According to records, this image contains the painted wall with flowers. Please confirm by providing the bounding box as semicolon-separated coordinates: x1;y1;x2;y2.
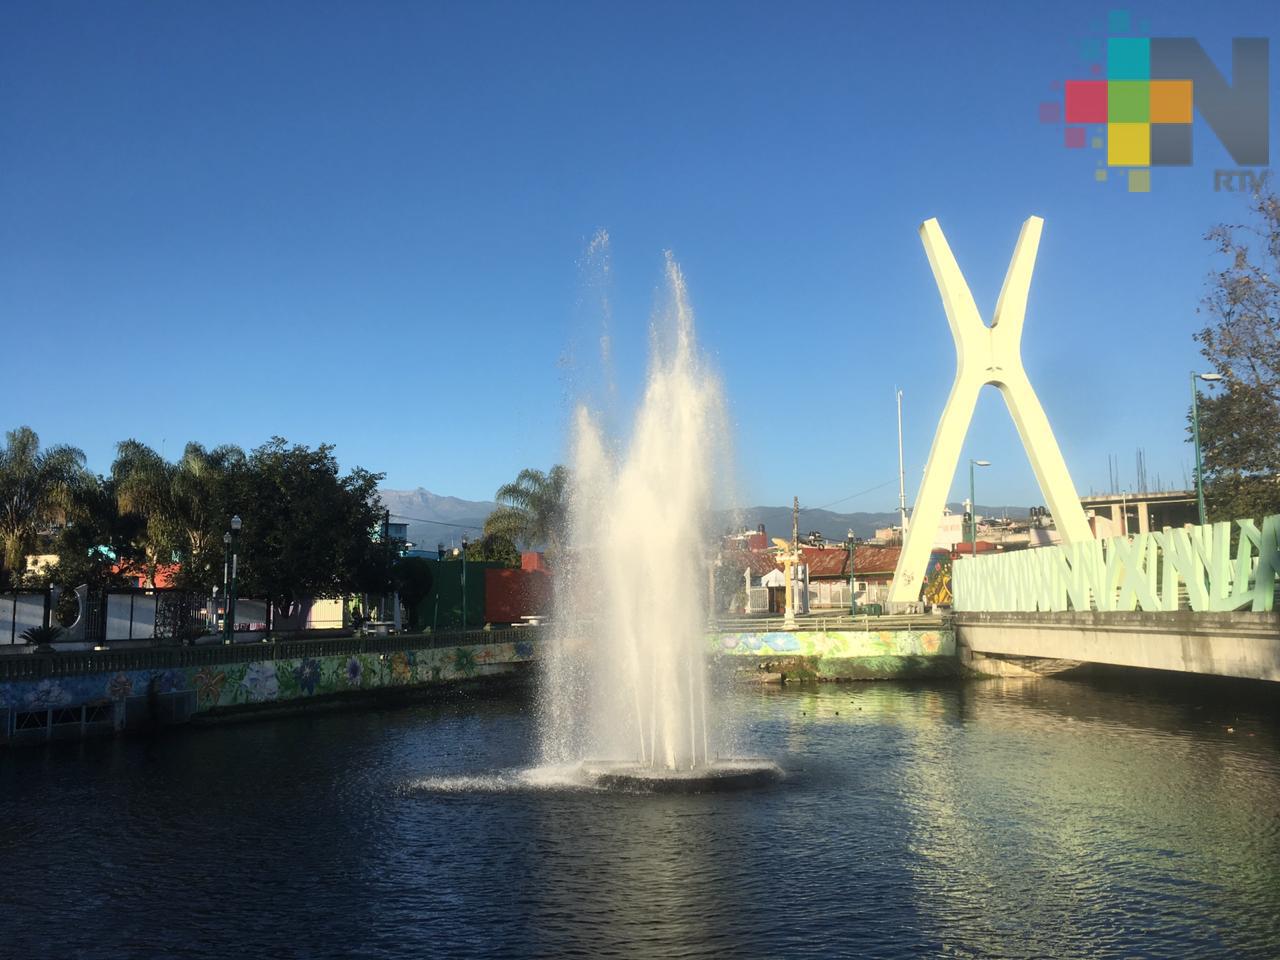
712;629;954;659
0;640;537;718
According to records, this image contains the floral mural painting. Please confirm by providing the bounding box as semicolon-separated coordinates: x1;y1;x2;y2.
194;667;227;707
107;673;134;700
1;640;538;730
152;669;185;694
26;679;72;709
712;630;955;659
389;652;413;684
241;662;280;703
293;658;321;695
452;647;477;677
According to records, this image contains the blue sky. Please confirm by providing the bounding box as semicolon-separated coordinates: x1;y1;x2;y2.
2;1;1275;512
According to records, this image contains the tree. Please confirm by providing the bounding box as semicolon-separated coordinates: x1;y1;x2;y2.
1195;189;1280;522
49;474;141;597
483;465;568;551
231;438;388;615
465;532;521;567
113;440;245;588
0;427;90;578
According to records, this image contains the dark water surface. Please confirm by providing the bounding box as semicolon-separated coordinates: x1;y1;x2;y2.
3;676;1279;959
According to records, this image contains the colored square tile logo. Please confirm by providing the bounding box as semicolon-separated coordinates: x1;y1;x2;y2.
1150;80;1191;123
1107;37;1150;79
1108;122;1149;166
1065;81;1107;123
1041;12;1269;191
1151;123;1192;165
1108;81;1149;122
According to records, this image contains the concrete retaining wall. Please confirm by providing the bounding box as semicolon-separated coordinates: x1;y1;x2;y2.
711;627;957;681
1;635;536;744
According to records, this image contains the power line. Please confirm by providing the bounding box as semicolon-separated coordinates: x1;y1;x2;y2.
387;512;484;532
803;478;899;513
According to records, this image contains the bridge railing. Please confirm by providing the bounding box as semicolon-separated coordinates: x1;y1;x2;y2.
954;514;1280;614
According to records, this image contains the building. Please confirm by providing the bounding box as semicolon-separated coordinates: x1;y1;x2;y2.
801;544;903;609
1080;490;1197;537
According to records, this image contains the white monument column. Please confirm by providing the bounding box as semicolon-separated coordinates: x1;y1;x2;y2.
890;216;1092;605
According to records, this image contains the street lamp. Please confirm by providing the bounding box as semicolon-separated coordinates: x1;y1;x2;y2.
1190;371;1222;526
968;460;990;557
221;535;231;640
224;515;242;643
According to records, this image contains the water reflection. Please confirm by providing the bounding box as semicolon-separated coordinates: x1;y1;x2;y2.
1;677;1278;958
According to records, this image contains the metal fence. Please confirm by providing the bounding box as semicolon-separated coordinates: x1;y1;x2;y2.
1;588;347;646
0;592;49;645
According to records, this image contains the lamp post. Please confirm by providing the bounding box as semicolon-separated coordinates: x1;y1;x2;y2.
224;515;241;643
847;529;857;616
968;459;990;557
1190;371;1223;526
221;532;232;641
221;532;231;638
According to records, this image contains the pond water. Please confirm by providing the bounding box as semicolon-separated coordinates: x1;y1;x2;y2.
2;675;1278;959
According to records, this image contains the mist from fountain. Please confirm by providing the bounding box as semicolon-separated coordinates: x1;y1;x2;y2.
539;253;729;775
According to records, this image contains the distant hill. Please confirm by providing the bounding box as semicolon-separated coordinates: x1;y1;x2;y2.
722;503;1031;542
378;488;496;550
380;486;1030;549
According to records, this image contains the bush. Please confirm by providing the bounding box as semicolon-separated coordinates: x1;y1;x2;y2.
20;624;64;646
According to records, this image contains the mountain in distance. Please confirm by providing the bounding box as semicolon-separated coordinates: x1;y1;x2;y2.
380;486;1032;550
724;503;1031;542
378;488;497;549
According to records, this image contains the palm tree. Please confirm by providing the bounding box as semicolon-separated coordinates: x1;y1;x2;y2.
113;440;245;582
483;465;569;551
0;427;90;576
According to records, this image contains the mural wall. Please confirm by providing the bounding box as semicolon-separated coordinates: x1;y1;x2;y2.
0;640;536;718
713;629;954;658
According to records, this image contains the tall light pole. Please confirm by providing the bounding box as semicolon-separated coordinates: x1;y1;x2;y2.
968;459;990;557
221;531;231;640
224;515;242;643
1190;371;1222;526
896;389;908;537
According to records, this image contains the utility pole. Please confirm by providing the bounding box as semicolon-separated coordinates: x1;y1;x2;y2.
791;495;799;552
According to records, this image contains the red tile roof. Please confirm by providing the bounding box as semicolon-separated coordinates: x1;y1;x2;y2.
800;545;903;578
722;544;903;579
720;548;780;577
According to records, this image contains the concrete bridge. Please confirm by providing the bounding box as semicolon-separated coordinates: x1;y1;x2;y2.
955;610;1280;682
952;513;1280;683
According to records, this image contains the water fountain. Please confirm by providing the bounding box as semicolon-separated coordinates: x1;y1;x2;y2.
538;253;779;792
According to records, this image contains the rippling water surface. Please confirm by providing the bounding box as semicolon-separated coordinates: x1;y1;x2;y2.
2;676;1278;959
